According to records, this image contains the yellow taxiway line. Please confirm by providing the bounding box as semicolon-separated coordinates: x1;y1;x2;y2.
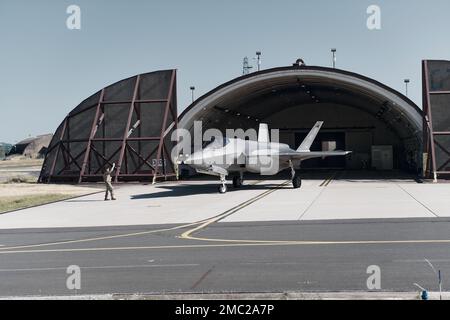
180;180;291;241
319;171;336;187
1;179;448;255
0;220;206;252
0;179;271;252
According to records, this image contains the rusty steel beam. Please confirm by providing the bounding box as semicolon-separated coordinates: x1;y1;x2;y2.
91;145;121;175
153;70;176;183
115;75;141;183
41;70;178;184
430;91;450;95
46;118;68;183
423;61;439;182
433;131;450;135
132;144;159;174
101;99;168;105
78;89;105;183
422;60;450;181
56;146;85;175
126;144;156;173
59;137;162;143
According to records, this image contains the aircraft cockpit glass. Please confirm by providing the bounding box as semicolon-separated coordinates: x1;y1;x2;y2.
203;137;230;149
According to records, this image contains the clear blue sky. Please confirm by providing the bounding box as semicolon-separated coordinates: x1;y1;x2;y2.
1;0;449;143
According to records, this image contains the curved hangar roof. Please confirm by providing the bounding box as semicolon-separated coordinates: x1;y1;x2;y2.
179;66;423;143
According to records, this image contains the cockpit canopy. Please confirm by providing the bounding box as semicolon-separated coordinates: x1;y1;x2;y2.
203;137;231;149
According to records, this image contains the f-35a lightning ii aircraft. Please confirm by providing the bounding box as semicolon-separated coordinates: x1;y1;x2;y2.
181;122;351;193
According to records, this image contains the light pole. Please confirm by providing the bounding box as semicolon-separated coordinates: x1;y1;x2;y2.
190;86;195;103
256;51;261;71
404;79;410;97
331;48;337;68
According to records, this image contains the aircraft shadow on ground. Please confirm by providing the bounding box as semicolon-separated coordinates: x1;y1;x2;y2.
130;183;292;199
183;170;420;182
130;170;421;200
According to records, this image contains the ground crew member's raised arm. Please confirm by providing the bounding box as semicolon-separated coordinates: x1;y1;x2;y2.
104;163;116;201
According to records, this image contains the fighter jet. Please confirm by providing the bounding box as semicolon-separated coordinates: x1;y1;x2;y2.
181;122;351;193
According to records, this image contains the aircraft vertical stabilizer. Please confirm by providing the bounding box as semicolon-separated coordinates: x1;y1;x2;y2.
258;123;270;143
297;121;324;151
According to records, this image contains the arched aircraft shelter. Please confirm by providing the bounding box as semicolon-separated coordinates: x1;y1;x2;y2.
40;65;425;183
179;66;423;172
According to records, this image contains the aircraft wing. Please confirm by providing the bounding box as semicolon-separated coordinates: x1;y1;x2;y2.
195;165;228;177
278;151;352;161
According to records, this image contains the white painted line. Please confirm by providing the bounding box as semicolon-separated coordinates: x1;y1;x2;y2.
394;259;450;263
0;264;200;273
241;262;309;266
3;239;450;256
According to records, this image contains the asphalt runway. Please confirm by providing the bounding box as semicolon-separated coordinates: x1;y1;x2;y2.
1;213;450;296
0;172;449;297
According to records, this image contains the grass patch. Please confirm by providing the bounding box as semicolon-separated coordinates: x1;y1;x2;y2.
0;158;43;168
3;176;37;184
0;194;72;213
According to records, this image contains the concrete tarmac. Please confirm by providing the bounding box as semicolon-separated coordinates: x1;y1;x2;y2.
0;171;448;229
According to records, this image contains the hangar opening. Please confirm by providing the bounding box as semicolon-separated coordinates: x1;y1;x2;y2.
179;66;423;174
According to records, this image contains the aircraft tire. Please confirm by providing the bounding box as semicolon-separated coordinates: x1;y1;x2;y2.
218;184;228;194
292;176;302;189
232;176;243;188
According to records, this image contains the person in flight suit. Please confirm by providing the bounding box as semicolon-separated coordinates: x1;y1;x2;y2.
103;163;116;201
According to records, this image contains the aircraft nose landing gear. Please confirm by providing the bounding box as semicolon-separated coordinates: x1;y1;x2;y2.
218;175;228;194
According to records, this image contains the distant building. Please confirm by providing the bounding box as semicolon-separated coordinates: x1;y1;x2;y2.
8;134;53;159
0;143;13;159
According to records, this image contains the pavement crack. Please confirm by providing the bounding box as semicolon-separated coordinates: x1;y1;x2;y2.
395;183;439;218
191;266;215;290
297;187;327;221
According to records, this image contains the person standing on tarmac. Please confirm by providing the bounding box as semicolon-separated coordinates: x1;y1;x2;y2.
103;163;116;201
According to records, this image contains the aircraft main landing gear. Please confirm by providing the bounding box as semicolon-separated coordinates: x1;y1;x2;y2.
292;175;302;189
232;173;244;188
290;160;302;189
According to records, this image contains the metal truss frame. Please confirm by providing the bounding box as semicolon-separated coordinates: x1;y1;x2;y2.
423;60;450;181
39;70;178;183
